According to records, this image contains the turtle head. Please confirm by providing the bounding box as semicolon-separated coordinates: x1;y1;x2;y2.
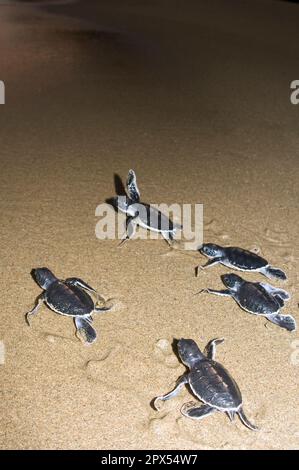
32;268;57;290
199;243;223;258
178;339;204;368
221;273;243;290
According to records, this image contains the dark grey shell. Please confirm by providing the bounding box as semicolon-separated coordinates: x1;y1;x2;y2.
45;280;94;317
234;282;281;315
224;247;267;270
189;360;242;410
130;202;175;232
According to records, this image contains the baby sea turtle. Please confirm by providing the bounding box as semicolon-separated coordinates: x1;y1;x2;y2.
154;338;258;431
115;169;182;245
200;273;296;332
198;243;287;280
25;268;112;344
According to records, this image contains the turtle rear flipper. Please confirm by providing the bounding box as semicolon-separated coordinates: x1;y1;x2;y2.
266;313;296;332
262;266;287;281
74;316;97;344
126;169;140;203
237;408;258;431
181;402;216;420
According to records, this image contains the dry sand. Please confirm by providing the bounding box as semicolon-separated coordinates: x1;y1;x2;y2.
0;0;298;450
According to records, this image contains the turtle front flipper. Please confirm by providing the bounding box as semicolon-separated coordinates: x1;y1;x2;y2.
181;402;216;420
154;375;188;410
74;316;97;344
119;214;138;246
265;313;296;332
197;288;232;297
259;283;290;301
25;294;45;326
126;169;140;203
237;408;258;431
65;278;105;303
204;337;224;360
196;257;223;275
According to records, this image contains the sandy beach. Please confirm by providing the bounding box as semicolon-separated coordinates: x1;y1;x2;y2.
0;0;298;449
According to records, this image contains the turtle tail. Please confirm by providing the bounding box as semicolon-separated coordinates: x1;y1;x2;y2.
264;266;287;281
237;408;258;431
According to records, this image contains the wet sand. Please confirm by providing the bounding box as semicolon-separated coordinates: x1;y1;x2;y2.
0;0;298;449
